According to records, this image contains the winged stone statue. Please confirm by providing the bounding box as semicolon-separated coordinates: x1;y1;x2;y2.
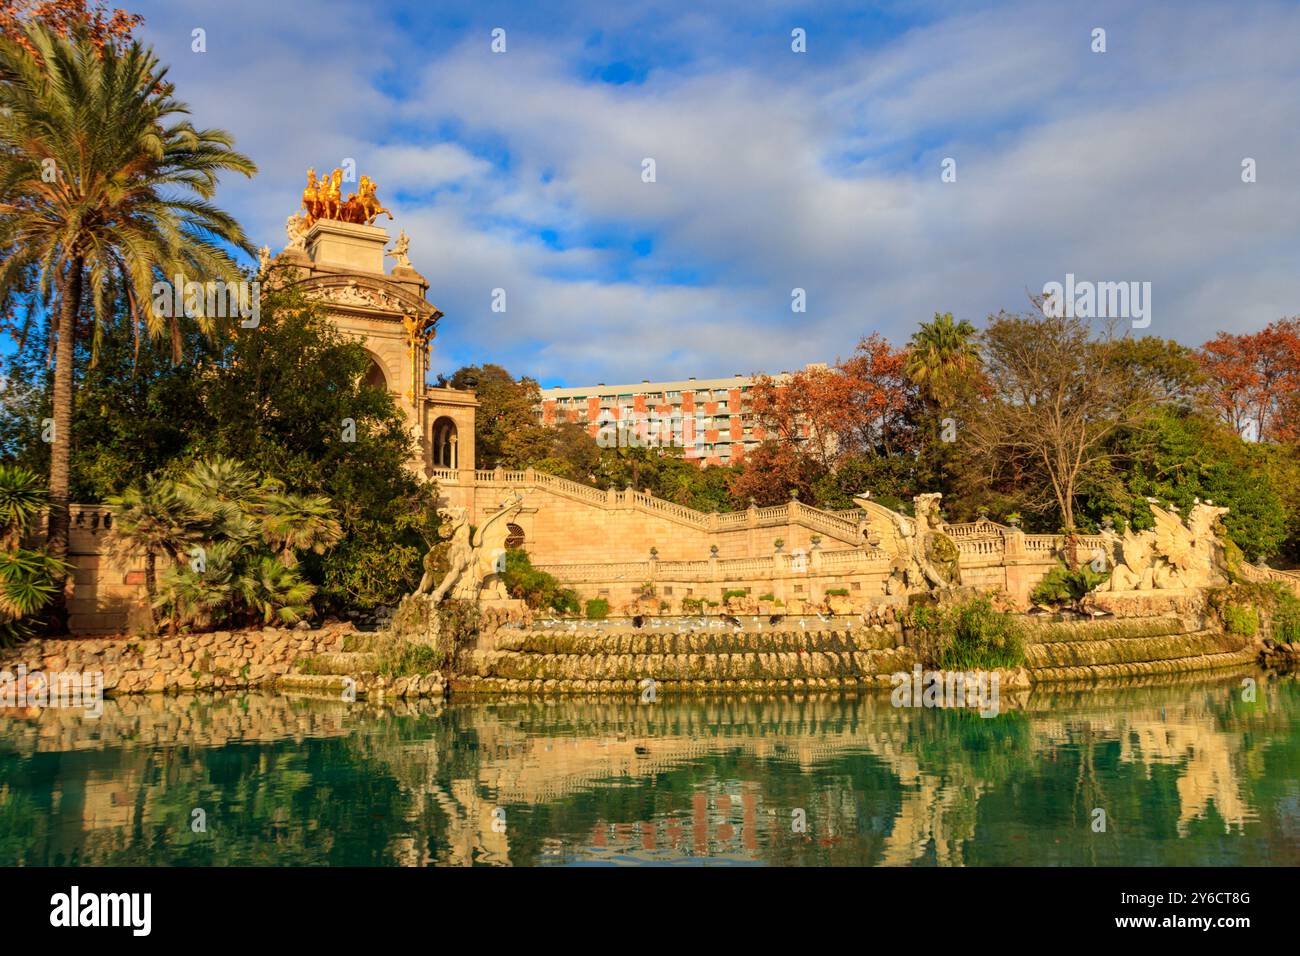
853;493;958;593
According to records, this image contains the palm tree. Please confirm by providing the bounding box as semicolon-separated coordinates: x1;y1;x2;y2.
0;23;257;627
0;463;68;645
104;474;204;626
0;462;45;550
905;312;980;406
236;555;316;625
256;491;343;567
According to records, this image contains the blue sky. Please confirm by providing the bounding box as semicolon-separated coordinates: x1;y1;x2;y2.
33;1;1300;385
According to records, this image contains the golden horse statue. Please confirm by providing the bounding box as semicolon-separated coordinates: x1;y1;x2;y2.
301;168;321;221
300;168;393;227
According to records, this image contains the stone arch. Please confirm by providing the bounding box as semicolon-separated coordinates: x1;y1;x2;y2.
363;352;389;390
431;415;459;469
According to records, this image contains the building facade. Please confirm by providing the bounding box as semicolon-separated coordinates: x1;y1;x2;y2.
537;365;825;466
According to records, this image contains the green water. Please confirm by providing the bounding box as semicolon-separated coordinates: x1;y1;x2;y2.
2;673;1298;866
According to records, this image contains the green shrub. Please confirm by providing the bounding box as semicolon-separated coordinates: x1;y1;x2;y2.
503;549;579;614
585;597;610;620
377;641;442;677
758;593;775;603
1272;590;1300;643
825;587;849;597
722;588;748;602
907;598;1025;669
1221;603;1259;637
680;597;703;613
1210;581;1300;643
1030;563;1110;606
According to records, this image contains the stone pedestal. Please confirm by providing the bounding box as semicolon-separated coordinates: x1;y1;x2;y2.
306;219;389;273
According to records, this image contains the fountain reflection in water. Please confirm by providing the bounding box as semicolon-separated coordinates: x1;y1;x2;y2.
1;674;1298;866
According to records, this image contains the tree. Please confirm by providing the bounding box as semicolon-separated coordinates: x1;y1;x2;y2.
964;309;1158;532
837;333;915;457
0;462;67;644
729;441;823;507
104;473;202;625
131;457;338;631
905;311;980;408
1198;319;1300;441
2;284;434;611
0;22;256;627
445;364;552;468
1107;406;1288;560
0;1;141;53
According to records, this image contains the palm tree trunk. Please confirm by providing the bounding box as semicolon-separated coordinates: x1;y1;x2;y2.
46;259;83;634
144;550;157;630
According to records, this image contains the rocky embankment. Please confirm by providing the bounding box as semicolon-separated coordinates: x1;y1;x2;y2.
0;608;1277;703
0;625;351;696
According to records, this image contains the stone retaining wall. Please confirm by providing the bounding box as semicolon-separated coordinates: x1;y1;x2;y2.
0;624;352;696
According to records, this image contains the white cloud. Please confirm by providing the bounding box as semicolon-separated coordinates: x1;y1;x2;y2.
133;0;1300;384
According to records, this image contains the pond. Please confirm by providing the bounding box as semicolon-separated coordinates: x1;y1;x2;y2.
2;673;1298;866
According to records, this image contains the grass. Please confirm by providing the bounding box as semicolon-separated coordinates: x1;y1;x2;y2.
908;598;1026;670
1221;603;1259;637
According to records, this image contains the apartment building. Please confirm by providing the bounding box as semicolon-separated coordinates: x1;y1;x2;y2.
537;364;826;466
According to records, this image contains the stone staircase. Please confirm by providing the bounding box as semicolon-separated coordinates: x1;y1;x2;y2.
1023;616;1254;682
456;622;911;694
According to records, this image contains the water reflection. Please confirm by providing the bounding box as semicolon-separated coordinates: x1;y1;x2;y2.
2;674;1298;866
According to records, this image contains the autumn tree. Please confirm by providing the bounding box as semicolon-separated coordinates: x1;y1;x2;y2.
1198;318;1300;442
0;0;141;52
963;309;1159;532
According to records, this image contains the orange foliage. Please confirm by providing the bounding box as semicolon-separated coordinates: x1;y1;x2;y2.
1199;318;1300;442
0;0;142;55
745;333;913;468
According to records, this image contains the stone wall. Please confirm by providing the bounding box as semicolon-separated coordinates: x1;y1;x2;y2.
0;624;352;696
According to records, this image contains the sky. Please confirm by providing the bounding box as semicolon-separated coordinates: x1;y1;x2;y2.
101;1;1300;385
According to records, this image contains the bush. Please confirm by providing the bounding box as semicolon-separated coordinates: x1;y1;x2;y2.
1273;590;1300;643
758;593;775;603
1210;581;1300;643
1030;563;1110;606
1221;603;1259;637
722;588;748;602
502;549;579;614
907;598;1025;669
825;587;849;597
680;597;703;613
0;464;68;645
585;597;610;620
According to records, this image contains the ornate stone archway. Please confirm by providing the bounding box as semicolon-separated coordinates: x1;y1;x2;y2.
271;216;478;480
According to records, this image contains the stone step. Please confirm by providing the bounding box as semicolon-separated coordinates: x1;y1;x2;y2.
460;647;914;682
278;673;354;693
279;670;446;699
296;651;381;676
1025;631;1238;668
1030;649;1257;684
1023;617;1190;644
453;674;897;695
491;627;899;657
